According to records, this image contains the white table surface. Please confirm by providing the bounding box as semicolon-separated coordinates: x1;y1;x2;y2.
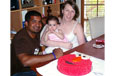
36;51;104;76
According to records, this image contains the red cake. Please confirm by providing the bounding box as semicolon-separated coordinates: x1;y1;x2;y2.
57;54;92;76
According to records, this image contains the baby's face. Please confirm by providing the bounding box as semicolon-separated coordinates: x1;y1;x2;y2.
48;20;58;31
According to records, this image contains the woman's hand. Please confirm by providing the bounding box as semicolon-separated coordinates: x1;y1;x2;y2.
62;42;73;49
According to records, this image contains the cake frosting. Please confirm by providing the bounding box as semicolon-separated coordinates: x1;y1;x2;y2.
57;54;92;76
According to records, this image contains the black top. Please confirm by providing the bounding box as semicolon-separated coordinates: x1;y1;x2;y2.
11;28;40;75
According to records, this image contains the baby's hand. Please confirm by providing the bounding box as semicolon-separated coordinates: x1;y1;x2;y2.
50;29;55;33
58;29;62;32
45;28;50;34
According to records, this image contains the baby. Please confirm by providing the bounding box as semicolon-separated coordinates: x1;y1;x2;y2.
43;16;68;54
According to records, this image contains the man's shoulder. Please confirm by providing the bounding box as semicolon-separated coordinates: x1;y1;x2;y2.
11;28;28;44
13;28;27;39
17;28;27;35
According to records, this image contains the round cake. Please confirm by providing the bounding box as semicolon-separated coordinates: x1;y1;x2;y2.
57;54;92;76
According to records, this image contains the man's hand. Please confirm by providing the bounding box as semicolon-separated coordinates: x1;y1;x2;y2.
53;48;63;59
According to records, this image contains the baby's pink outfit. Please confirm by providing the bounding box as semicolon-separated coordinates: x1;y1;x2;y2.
44;33;68;54
48;33;68;42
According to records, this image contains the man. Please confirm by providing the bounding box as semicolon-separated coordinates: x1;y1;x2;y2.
11;10;63;76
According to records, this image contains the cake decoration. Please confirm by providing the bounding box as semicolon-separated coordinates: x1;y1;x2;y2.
72;56;82;62
57;54;92;76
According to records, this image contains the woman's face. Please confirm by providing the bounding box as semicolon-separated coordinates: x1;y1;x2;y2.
62;4;75;21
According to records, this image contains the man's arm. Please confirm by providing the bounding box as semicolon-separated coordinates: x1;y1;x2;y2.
18;48;63;67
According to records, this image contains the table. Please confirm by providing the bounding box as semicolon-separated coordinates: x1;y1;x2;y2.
34;34;105;76
64;34;104;60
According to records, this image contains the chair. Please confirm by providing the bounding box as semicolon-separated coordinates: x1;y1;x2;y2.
89;17;104;39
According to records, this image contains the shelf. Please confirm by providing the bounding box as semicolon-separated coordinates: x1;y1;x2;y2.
11;10;21;13
11;0;62;39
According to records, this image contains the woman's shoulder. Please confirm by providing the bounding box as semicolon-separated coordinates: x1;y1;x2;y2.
76;23;82;27
74;21;83;33
74;21;82;28
73;20;80;25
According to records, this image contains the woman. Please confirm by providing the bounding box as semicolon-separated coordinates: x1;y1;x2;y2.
41;1;86;52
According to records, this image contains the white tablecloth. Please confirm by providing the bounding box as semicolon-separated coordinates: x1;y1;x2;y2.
36;51;104;76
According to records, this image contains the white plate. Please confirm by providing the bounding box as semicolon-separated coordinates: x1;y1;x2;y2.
93;43;104;49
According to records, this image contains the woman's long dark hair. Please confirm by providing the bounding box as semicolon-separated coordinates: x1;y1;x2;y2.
60;0;79;20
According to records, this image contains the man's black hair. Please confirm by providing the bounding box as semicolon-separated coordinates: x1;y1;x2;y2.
25;10;42;22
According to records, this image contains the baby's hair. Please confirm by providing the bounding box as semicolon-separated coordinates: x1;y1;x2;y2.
46;16;60;24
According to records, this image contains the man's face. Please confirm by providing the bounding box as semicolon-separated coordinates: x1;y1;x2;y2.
26;16;42;33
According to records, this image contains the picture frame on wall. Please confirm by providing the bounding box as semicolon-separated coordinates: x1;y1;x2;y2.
21;0;34;8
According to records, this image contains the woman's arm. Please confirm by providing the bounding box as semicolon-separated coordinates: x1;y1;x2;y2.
41;26;73;49
41;25;49;43
41;25;61;47
44;29;51;42
74;23;86;45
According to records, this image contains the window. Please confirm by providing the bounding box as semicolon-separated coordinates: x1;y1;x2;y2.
83;0;105;41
